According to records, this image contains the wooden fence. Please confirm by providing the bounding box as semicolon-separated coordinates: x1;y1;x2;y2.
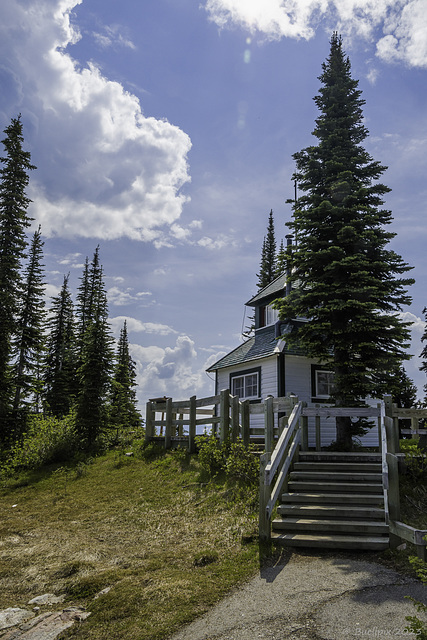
144;391;298;452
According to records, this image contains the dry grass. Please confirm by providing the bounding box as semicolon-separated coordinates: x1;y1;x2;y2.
0;447;260;639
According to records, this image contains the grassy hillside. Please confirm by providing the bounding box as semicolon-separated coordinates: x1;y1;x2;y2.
0;446;260;639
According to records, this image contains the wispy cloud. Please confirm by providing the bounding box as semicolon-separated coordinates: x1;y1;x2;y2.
110;316;178;336
92;24;137;50
107;286;153;306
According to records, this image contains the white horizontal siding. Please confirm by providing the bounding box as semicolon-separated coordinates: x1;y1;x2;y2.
215;355;380;448
216;356;278;434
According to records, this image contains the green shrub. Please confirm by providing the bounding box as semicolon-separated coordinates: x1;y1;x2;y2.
225;441;259;486
0;412;79;475
197;436;259;488
197;435;226;475
400;439;427;479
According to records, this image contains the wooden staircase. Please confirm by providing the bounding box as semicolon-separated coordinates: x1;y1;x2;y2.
272;451;389;551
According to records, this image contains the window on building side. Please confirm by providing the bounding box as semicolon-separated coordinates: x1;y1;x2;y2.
314;369;334;399
231;370;260;400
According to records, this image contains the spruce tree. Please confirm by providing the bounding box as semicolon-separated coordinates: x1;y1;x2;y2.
278;34;414;449
75;256;90;363
275;239;286;277
256;210;277;290
12;226;46;416
44;274;77;417
76;251;114;447
0;116;35;439
109;320;141;436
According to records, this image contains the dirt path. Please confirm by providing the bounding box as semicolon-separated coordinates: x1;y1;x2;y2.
169;552;427;640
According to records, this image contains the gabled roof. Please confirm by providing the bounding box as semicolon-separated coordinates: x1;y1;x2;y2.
207;321;306;372
245;272;287;306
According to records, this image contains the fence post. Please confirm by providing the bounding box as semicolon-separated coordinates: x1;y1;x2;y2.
220;390;230;443
145;401;154;443
387;452;401;549
188;395;196;453
241;400;250;447
264;396;274;454
259;452;271;542
315;405;321;451
231;395;239;442
301;411;309;451
165;397;173;449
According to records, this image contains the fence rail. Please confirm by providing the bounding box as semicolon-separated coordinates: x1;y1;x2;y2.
145;390;298;452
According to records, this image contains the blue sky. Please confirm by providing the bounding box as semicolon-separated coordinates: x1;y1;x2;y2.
1;0;427;407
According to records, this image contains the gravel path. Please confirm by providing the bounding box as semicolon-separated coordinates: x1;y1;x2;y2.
169;552;427;640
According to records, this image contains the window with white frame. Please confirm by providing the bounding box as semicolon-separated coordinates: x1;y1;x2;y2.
312;366;334;400
230;369;260;400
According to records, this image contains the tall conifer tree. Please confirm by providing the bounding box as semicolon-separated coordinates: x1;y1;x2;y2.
0;116;35;438
278;34;414;449
44;274;77;417
12;226;46;416
76;251;114;446
256;210;277;290
110;321;141;434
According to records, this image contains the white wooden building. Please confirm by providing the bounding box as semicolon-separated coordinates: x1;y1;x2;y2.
207;273;379;448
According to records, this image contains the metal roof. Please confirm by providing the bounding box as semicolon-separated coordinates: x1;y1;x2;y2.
245;273;287;306
207;322;306;371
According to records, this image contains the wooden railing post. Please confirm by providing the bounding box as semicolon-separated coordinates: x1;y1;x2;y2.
220;390;230;443
315;404;321;451
264;396;274;454
231;395;239;442
241;400;250;447
259;452;271;541
301;411;309;451
145;401;154;443
165;397;172;449
188;395;196;453
387;452;401;549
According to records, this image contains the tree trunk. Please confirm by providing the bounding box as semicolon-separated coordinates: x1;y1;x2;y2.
336;416;353;450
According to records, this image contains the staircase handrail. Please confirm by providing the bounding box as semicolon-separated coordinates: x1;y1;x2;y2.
380;401;390;524
265;401;303;485
259;401;304;540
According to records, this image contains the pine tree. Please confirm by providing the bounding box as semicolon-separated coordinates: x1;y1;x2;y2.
0;116;35;439
109;320;141;436
44;274;77;418
275;239;286;277
75;256;90;362
12;226;46;416
76;251;114;447
256;210;277;290
278;34;414;449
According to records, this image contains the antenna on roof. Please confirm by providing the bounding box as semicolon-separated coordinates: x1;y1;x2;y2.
285;234;293;297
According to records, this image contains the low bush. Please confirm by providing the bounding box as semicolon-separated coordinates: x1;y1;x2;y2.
196;435;259;487
400;439;427;480
0;412;79;476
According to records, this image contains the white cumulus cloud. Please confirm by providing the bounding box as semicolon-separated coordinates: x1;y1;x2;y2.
204;0;427;67
131;336;208;401
0;0;192;241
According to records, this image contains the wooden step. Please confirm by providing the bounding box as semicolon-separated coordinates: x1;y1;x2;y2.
277;504;385;519
289;471;382;483
293;461;381;473
272;517;389;534
281;492;384;505
271;532;389;551
298;452;382;463
288;481;383;493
